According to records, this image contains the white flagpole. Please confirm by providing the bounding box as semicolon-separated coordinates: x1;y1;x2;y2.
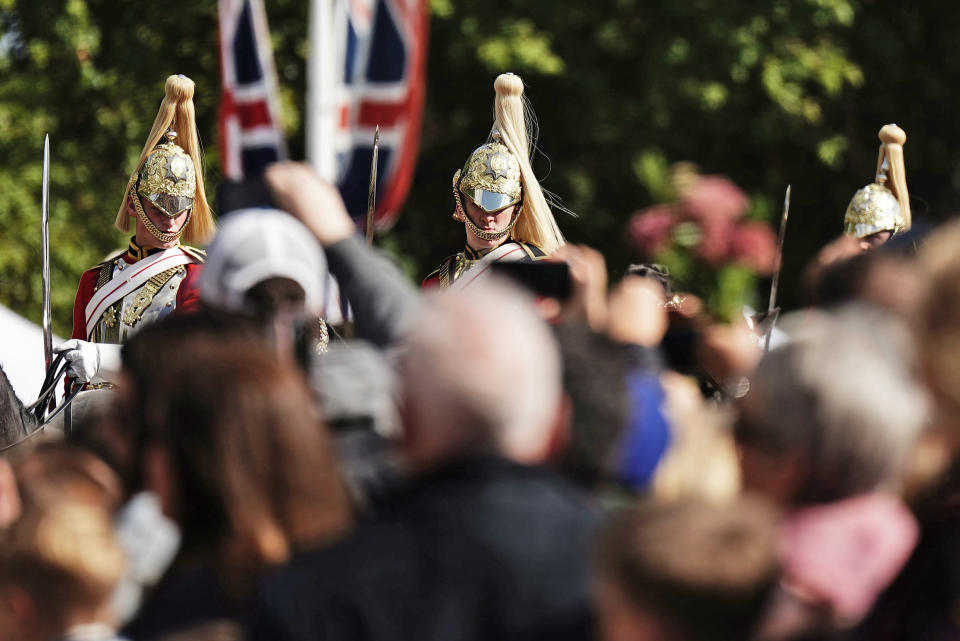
307;0;338;182
307;0;350;323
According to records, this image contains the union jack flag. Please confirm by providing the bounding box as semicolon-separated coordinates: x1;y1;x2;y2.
308;0;429;230
218;0;287;180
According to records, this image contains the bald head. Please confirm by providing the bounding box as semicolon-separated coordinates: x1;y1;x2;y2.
400;279;563;468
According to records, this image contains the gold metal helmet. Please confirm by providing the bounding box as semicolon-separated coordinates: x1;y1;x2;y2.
843;124;912;239
137;129;197;217
456;141;522;213
451;140;524;243
843;178;904;238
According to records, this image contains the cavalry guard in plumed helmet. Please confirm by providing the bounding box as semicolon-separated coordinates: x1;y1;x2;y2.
55;75;214;384
422;73;566;289
843;124;912;251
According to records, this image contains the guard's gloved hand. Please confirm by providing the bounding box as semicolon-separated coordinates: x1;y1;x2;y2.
53;339;122;383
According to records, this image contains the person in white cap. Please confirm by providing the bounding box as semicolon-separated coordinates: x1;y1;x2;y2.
199;207;332;355
204;165;420;502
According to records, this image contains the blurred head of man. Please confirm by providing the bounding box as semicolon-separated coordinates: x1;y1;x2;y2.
399;279;565;470
918;220;960;430
735;305;928;507
811;249;926;322
591;497;780;641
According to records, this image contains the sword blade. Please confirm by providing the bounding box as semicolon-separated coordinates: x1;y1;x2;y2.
365;125;380;245
767;184;791;313
41;134;52;371
763;184;790;353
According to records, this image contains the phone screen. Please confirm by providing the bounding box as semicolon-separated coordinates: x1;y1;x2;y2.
490;262;572;300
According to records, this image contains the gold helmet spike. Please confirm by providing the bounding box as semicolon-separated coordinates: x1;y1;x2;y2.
844;124;911;239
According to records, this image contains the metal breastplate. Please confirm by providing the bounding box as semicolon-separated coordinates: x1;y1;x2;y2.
88;263;188;343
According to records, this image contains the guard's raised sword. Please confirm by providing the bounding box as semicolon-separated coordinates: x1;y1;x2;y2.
41;134;52;371
764;184;791;352
365;125;380;245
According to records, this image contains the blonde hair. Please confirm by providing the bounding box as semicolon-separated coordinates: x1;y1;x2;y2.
491;73;566;254
651;373;741;502
115;74;215;244
878;124;911;230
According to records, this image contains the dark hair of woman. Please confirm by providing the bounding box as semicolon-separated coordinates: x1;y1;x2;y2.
122;315;351;589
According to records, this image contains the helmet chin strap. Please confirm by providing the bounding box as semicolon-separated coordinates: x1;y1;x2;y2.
131;188;191;244
451;172;520;243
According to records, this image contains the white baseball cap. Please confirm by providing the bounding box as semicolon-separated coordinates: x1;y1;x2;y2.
200;208;327;315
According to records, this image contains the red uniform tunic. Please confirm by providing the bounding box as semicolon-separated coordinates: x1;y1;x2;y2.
71;238;205;341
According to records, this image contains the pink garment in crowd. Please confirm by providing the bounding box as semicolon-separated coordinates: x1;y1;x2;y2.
780;492;919;625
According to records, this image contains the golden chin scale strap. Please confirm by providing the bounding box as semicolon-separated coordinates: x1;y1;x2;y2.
131;188;192;244
451;171;521;243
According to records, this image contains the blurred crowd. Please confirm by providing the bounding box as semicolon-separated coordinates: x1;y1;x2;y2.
1;158;959;641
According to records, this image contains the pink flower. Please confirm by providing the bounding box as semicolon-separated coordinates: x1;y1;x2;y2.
694;220;735;266
730;222;777;275
627;205;675;255
680;175;749;224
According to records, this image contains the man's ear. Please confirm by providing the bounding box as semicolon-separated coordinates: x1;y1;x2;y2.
0;459;20;528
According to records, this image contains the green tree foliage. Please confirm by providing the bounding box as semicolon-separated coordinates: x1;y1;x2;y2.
1;0;957;335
